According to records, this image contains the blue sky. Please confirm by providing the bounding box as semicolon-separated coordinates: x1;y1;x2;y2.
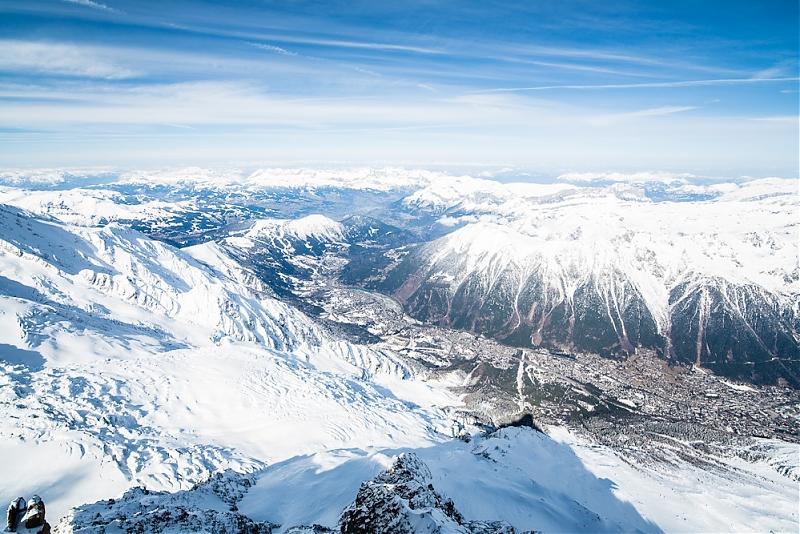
0;0;797;176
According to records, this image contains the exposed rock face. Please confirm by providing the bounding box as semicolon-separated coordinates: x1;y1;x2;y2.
53;456;525;534
669;278;800;385
338;453;519;534
369;227;799;387
367;176;800;388
52;471;277;534
385;258;663;360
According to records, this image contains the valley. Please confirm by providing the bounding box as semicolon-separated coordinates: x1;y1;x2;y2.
0;168;797;533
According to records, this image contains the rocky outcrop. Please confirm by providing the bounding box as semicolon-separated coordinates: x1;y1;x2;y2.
52;471;277;534
53;456;526;534
669;278;800;386
338;453;520;534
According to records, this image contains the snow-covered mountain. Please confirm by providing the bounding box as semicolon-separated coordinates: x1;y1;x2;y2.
0;203;453;521
372;176;800;385
0;167;798;533
0;166;443;246
0;166;448;192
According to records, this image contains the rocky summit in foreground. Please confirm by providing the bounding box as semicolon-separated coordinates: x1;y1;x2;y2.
53;449;522;534
339;453;517;534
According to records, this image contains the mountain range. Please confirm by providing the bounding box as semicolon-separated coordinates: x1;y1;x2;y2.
0;167;797;532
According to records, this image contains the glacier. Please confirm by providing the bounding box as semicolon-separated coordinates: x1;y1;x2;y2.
0;167;797;532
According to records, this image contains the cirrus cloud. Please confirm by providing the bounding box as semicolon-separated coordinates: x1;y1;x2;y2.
0;40;136;79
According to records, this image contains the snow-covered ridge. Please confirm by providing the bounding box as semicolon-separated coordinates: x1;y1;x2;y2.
54;426;800;533
556;170;698;183
0;204;420;378
0;168;115;186
0;166;456;192
403;176;799;296
117;166;464;192
0;203;322;350
0;187;194;227
244;167;448;191
0;203;459;521
3;166;794;196
242;214;345;243
53;471;277;534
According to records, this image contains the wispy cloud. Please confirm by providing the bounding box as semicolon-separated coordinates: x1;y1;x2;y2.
477;77;800;92
585;105;698;126
162;123;196;130
496;57;655;78
749;115;799;123
752;59;798;80
202;27;443;55
514;45;660;65
0;40;136;79
280;36;442;55
0;81;523;128
247;42;297;56
622;106;697;117
62;0;121;13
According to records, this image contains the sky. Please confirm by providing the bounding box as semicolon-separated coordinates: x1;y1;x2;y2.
0;0;797;176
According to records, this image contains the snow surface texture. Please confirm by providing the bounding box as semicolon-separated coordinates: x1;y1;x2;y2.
0;168;797;532
0;187;193;227
0;204;454;522
227;214;346;250
51;426;800;533
337;451;519;534
53;470;277;533
53;448;526;533
402;175;798;297
240;426;800;533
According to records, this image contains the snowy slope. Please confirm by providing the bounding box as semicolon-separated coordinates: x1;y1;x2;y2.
0;187;192;227
227;214;346;249
385;176;800;384
57;426;796;533
237;427;798;533
401;176;797;296
0;204;458;521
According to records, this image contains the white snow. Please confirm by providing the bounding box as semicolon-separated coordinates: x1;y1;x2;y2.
0;187;193;226
548;427;799;533
0;204;458;522
0;170;796;533
241;214;345;243
0;166;455;193
244;167;442;191
556;171;696;183
404;176;799;336
238;426;799;533
0;168;114;187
